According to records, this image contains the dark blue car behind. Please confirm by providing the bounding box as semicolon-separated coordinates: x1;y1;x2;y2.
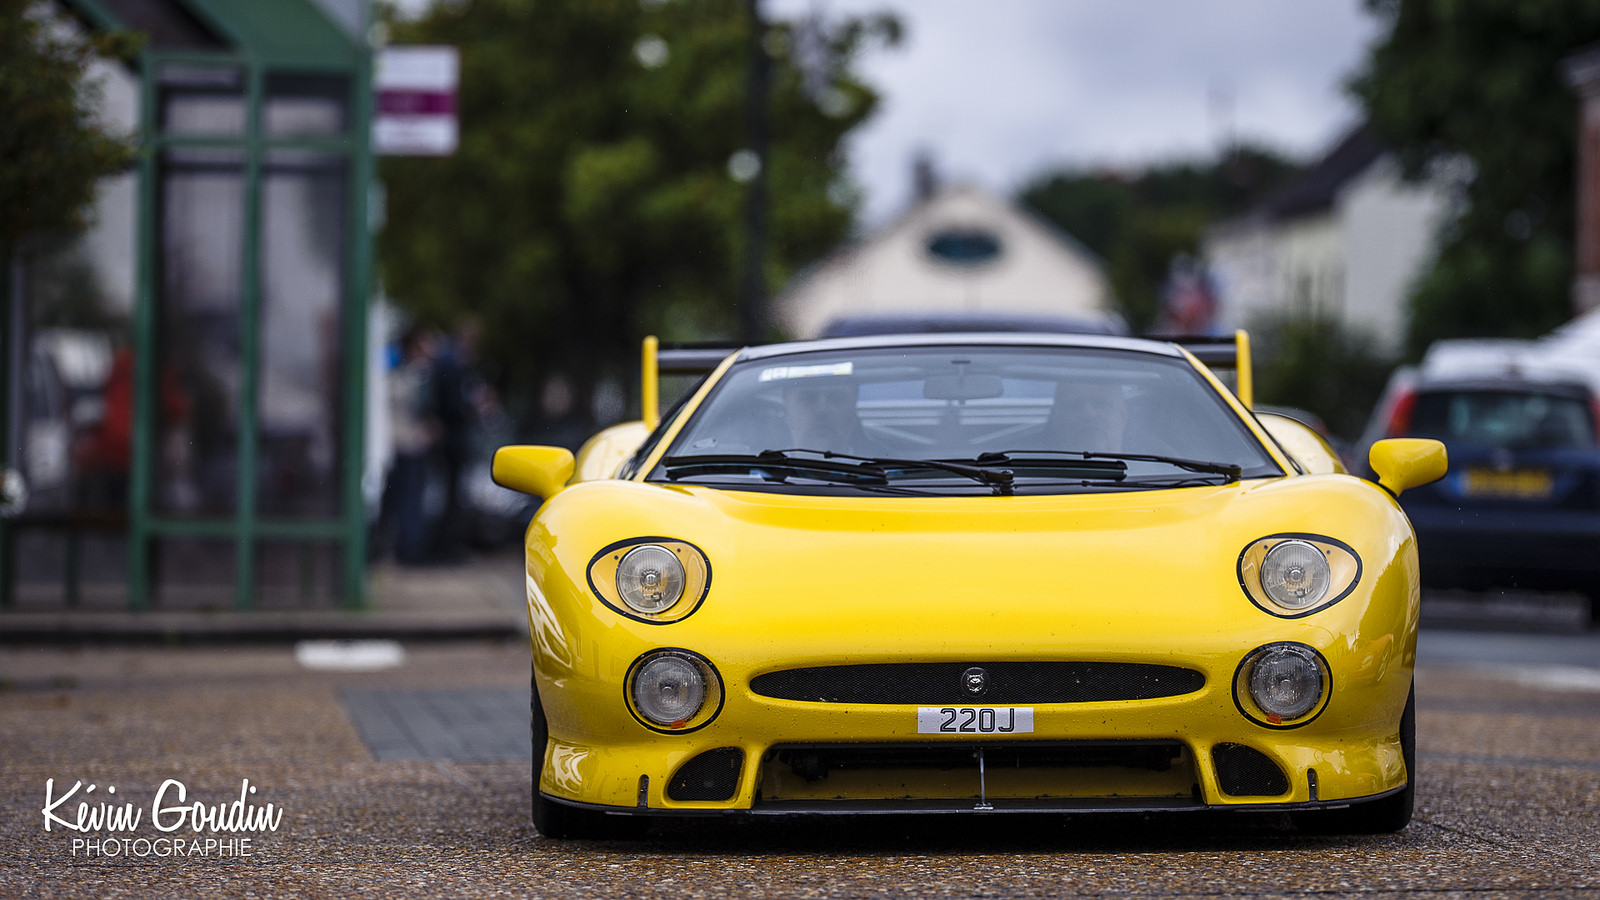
1367;374;1600;621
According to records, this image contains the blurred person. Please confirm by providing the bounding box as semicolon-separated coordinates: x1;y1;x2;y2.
1155;254;1219;336
780;377;870;452
1049;381;1128;452
383;326;441;566
428;320;486;563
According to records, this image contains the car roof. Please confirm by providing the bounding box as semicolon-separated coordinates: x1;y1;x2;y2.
1414;338;1600;395
735;331;1191;363
817;311;1128;338
1411;377;1593;398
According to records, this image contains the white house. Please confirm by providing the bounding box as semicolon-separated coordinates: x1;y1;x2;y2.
1203;125;1456;354
770;183;1117;339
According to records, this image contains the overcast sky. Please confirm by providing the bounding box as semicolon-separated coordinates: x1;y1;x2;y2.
767;0;1386;227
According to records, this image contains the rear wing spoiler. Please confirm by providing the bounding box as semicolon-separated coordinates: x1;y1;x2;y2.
638;329;1255;427
1175;330;1254;409
641;336;740;429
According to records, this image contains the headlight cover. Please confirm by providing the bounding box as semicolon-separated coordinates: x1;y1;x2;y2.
1237;534;1361;618
588;538;711;623
618;544;684;613
1233;642;1330;728
626;649;723;733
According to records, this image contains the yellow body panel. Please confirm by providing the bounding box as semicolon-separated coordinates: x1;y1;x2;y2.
1258;413;1347;475
523;474;1419;813
572;421;650;483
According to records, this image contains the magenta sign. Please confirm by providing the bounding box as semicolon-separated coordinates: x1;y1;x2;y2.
373;46;459;156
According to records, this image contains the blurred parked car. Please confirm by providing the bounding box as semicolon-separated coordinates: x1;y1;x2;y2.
1357;340;1600;620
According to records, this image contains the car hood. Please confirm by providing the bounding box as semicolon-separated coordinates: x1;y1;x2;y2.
532;475;1416;653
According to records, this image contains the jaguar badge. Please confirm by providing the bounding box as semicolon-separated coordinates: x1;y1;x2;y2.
962;667;989;696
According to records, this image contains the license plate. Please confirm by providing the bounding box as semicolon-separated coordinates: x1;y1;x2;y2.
917;706;1034;734
1462;467;1552;500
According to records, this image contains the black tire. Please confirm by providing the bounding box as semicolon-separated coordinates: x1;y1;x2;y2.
1292;682;1415;835
530;670;639;840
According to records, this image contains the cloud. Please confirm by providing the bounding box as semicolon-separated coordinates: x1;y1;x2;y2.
768;0;1381;224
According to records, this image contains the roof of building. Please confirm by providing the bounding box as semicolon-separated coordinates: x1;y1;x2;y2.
1254;124;1385;221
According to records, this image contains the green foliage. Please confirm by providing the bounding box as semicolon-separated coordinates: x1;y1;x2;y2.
0;0;139;253
377;0;895;426
1351;0;1600;358
1250;309;1397;443
1017;147;1298;331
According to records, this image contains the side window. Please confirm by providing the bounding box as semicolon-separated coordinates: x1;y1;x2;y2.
618;377;704;479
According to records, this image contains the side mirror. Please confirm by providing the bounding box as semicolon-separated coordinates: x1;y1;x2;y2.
1368;438;1447;497
492;445;576;501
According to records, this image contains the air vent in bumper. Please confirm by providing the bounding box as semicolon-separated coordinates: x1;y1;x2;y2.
750;662;1204;704
668;747;744;802
1212;743;1289;797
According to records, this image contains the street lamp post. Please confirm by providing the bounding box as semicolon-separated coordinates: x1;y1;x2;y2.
740;0;770;344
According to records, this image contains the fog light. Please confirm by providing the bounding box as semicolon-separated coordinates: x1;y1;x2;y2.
1237;643;1327;726
628;650;722;731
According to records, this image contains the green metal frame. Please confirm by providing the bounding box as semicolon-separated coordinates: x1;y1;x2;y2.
43;0;374;610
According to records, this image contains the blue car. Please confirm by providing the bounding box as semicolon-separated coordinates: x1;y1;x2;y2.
1362;368;1600;622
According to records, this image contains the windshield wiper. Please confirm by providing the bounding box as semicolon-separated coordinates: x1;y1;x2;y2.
793;450;1017;495
978;450;1242;483
661;451;888;485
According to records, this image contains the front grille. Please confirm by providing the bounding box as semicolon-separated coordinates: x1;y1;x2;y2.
749;662;1204;704
1212;743;1289;797
668;747;744;801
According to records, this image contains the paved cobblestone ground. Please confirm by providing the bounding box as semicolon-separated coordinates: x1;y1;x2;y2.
2;638;1598;899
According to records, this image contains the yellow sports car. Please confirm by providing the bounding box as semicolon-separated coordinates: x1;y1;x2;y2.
493;332;1447;838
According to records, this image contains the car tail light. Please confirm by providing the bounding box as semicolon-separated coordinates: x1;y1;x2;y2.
1385;388;1416;437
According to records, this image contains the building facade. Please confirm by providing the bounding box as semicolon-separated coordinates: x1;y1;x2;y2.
1203;126;1455;355
771;184;1118;340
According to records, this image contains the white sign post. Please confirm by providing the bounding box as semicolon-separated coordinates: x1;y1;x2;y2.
373;46;459;156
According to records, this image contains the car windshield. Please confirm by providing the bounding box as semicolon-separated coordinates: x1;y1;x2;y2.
1411;388;1598;449
649;345;1281;494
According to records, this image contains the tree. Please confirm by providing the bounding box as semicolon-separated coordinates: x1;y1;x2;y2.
1250;308;1395;442
0;0;138;256
1017;146;1298;332
377;0;897;433
1351;0;1600;358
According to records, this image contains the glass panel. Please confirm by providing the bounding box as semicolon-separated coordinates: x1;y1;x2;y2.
15;175;138;516
1413;390;1599;449
4;164;136;610
258;150;347;517
158;148;244;515
8;529;132;609
159;65;245;136
256;539;341;607
151;537;235;609
10;531;67;608
264;75;348;138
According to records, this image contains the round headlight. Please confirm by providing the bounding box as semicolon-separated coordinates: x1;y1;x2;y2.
1245;644;1324;722
616;544;685;614
1259;540;1331;610
631;653;707;727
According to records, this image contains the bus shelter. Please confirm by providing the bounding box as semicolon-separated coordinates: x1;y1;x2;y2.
1;0;374;610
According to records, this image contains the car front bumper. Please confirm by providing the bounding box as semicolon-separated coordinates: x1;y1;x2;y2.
534;629;1414;816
